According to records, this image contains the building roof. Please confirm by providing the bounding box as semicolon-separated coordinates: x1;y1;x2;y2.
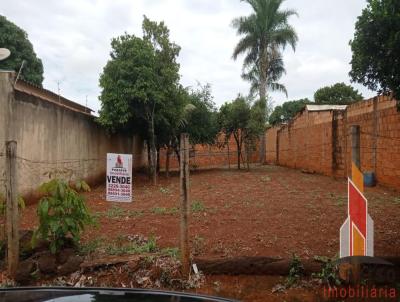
14;78;94;115
306;104;347;112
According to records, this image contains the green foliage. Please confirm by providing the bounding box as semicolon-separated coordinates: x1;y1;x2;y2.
286;254;304;287
183;83;219;146
350;0;400;99
0;15;44;86
242;51;288;98
106;235;157;255
161;247;180;259
151;207;178;215
0;193;25;215
232;0;298;112
191;201;205;213
219;96;264;169
314;83;363;105
33;179;95;253
268;98;311;125
312;256;341;286
79;238;103;255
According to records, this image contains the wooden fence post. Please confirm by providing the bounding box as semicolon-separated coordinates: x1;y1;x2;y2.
180;133;190;276
5;140;19;278
351;125;361;169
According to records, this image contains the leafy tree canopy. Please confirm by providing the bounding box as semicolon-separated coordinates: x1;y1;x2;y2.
314;83;363;105
349;0;400;99
0;15;44;86
268;98;311;125
218;95;265;169
183;83;219;146
232;0;298;106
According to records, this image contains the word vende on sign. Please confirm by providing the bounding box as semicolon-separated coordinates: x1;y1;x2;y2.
106;153;133;202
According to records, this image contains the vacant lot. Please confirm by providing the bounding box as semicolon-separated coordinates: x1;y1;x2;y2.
19;165;400;259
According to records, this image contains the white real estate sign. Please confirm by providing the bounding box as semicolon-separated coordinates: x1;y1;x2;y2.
106;153;133;202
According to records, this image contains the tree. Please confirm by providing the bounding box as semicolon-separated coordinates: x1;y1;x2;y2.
349;0;400;99
0;15;44;86
314;83;363;105
232;0;298;162
241;51;288;98
98;17;181;185
219;96;250;170
268;98;310;125
183;83;219;146
218;96;264;170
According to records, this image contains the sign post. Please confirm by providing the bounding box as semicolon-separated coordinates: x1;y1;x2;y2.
106;153;133;202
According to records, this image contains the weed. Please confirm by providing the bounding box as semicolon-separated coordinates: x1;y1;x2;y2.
161;247;180;259
260;176;271;182
286;254;304;287
159;187;170;194
79;238;103;255
106;235;158;255
393;197;400;205
105;206;126;218
192;235;205;256
312;255;341;286
151;207;178;215
128;209;144;217
191;201;205;213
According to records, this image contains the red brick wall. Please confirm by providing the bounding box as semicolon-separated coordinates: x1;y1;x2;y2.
265;96;400;189
159;134;260;170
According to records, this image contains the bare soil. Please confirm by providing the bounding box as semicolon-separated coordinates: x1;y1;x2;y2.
5;165;400;301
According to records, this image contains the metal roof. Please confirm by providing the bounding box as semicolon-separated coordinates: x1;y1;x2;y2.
306;104;347;112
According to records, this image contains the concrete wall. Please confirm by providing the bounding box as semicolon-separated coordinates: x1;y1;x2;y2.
0;72;145;201
265;96;400;189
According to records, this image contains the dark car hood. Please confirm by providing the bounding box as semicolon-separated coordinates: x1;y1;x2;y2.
0;287;238;302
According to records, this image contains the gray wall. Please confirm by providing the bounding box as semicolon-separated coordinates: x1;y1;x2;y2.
0;72;145;201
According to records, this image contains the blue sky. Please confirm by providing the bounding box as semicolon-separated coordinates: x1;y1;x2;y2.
1;0;374;113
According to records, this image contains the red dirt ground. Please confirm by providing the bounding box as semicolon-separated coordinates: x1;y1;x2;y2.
9;165;400;301
18;165;400;259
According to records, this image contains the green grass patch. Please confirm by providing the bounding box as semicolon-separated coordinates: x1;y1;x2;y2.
106;236;157;256
151;207;178;215
191;200;205;212
159;187;171;194
161;247;180;259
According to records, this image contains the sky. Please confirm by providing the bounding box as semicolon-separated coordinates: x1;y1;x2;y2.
1;0;374;114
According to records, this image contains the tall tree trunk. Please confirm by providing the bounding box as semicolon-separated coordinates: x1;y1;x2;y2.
175;148;181;166
258;47;268;165
166;144;171;178
234;132;241;170
156;146;160;173
147;142;151;179
149;113;157;186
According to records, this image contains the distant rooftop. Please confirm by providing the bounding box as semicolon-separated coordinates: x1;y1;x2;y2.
14;77;93;115
306;104;347;112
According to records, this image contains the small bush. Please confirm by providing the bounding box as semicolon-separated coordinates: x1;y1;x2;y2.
286;254;304;287
33;179;96;253
312;255;341;286
191;201;205;213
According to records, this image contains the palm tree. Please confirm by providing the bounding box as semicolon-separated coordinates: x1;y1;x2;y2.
232;0;298;162
241;50;288;99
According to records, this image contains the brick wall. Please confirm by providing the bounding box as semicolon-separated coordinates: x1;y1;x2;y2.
159;134;260;171
265;96;400;189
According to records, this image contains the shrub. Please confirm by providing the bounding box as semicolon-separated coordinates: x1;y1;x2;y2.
312;255;341;286
286;253;304;287
32;179;95;253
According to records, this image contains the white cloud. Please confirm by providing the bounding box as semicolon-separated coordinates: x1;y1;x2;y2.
1;0;373;113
